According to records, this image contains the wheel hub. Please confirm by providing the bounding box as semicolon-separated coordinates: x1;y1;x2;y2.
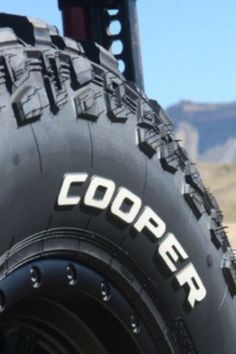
0;258;155;353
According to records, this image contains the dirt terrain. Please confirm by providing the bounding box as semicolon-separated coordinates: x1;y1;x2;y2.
198;162;236;247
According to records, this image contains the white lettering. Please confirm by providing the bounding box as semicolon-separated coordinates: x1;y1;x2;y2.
57;173;88;206
176;263;207;308
158;233;188;272
57;172;207;308
134;206;166;239
111;187;142;223
84;176;115;209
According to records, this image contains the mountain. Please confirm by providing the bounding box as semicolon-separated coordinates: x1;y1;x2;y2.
167;100;236;162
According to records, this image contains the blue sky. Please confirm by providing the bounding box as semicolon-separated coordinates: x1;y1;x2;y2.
1;0;235;108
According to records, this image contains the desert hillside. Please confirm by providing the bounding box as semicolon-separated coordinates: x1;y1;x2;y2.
198;162;236;247
167;101;236;163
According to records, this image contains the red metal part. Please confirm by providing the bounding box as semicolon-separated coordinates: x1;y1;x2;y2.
62;7;90;40
59;0;144;89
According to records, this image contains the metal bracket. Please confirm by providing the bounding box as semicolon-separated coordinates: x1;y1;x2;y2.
58;0;144;90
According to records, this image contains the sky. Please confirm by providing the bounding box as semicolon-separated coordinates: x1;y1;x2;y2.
0;0;235;108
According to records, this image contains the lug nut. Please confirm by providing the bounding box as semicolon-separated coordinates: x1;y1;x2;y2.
30;266;41;288
100;282;111;302
130;314;140;334
67;264;77;286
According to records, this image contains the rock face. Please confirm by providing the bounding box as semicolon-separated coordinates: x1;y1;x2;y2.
167;100;236;162
175;122;199;160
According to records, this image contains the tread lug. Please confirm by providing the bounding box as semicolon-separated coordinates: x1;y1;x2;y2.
150;99;174;127
106;80;127;121
71;56;93;87
12;86;43;125
222;248;236;296
74;86;105;121
137;126;160;157
185;162;205;195
82;41;119;76
27;17;52;45
183;184;205;219
0;28;18;46
160;134;179;173
168;317;197;354
0;56;14;91
51;35;84;54
210;224;229;250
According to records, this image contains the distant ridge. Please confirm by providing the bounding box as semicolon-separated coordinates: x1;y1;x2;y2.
167;100;236;162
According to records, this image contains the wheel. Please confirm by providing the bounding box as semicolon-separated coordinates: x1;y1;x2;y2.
0;13;235;354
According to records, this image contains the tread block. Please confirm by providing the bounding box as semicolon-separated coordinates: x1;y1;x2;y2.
150;99;174;127
185;162;205;195
0;14;35;45
96;43;119;75
9;52;26;82
222;248;236;296
27;17;51;45
106;74;139;121
43;54;69;113
82;41;119;76
105;73;124;93
168;317;197;354
137;100;176;161
12;86;43;125
137;99;158;126
184;184;205;219
175;146;189;171
58;53;80;89
105;74;128;121
210;223;229;250
210;208;224;228
74;87;105;121
92;65;106;87
0;56;14;91
51;35;84;54
72;56;93;87
137;126;160;157
107;98;128;121
160;135;179;173
0;28;18;46
106;89;127;121
204;192;223;221
123;85;139;115
137;101;162;157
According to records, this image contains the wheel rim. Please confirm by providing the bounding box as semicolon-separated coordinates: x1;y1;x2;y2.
0;296;109;354
0;258;156;354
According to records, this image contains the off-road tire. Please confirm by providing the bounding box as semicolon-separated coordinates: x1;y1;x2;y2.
0;13;235;354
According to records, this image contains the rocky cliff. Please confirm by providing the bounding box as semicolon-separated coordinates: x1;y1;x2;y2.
167;100;236;162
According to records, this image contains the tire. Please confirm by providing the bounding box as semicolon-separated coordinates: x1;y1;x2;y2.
0;13;235;354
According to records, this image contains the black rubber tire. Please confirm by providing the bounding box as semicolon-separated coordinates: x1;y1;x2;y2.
0;13;235;354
